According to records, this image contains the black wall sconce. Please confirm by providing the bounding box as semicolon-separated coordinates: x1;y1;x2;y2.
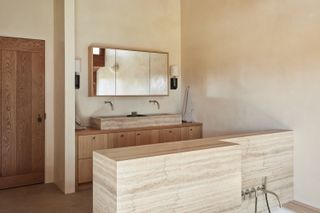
170;65;179;90
75;59;81;89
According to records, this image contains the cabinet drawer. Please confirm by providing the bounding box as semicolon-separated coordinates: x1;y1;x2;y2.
136;130;160;145
78;159;92;184
78;134;106;159
93;134;110;150
108;132;136;148
159;128;181;143
181;126;202;140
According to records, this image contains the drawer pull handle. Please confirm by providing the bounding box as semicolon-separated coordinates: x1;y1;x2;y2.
190;129;193;131
169;131;172;133
137;133;141;136
120;135;124;137
92;136;96;140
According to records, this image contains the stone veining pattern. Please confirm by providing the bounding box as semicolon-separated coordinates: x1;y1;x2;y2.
93;131;293;213
93;145;241;213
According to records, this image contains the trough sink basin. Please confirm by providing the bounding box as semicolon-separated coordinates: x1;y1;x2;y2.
91;113;182;130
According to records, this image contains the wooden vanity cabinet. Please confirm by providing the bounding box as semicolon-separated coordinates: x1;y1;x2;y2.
136;130;160;145
76;123;202;186
78;134;107;159
77;134;110;184
78;159;92;184
159;128;181;143
181;126;202;140
108;132;136;148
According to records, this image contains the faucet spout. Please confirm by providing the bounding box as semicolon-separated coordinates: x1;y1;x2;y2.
149;100;160;110
105;101;114;111
263;189;282;208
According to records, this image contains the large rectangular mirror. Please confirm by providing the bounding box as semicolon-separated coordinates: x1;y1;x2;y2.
88;46;169;97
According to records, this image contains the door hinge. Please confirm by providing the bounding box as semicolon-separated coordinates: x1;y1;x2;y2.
44;113;47;120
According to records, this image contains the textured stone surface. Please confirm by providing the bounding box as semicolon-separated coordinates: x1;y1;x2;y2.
93;140;241;213
91;114;182;130
223;131;294;213
93;130;293;213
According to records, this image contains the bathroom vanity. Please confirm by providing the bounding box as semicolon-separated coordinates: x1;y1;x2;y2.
93;130;293;213
76;122;202;185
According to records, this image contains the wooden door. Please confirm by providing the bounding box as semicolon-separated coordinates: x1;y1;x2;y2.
0;37;45;189
159;128;181;143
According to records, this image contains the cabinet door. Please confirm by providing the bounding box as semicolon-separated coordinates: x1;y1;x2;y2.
116;50;150;96
150;130;160;144
159;128;181;143
78;135;105;159
135;130;160;145
93;134;110;150
150;53;168;95
78;136;93;159
108;132;136;148
135;130;151;145
188;126;202;139
181;126;202;140
78;159;92;184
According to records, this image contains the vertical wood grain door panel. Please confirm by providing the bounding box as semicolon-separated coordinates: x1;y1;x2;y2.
93;134;110;150
181;126;202;140
0;36;45;189
31;52;45;173
135;130;151;146
78;136;93;159
0;50;2;177
16;52;32;175
108;132;136;148
136;130;160;145
2;50;17;177
159;128;181;143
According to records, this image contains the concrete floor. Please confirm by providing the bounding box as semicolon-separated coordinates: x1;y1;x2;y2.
0;184;92;213
0;184;319;213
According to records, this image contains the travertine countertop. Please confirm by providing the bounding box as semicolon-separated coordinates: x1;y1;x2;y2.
76;122;202;136
94;130;291;161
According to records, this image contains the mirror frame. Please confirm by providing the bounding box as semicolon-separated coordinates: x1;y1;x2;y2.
88;45;169;97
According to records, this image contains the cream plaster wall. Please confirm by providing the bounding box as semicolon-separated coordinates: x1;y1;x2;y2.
54;0;76;194
53;0;65;192
75;0;181;125
181;0;320;208
0;0;55;183
64;0;76;194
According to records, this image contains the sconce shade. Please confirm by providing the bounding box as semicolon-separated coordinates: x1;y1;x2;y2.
75;59;81;73
170;65;179;77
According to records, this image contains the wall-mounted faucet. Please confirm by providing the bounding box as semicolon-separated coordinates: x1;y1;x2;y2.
241;176;282;213
149;100;160;110
105;101;114;111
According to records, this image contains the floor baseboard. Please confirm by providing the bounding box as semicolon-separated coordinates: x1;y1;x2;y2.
285;200;320;213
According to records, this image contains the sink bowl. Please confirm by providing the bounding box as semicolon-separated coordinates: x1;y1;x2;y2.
126;114;147;117
90;113;182;130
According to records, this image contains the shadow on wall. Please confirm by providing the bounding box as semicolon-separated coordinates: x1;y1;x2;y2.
192;96;289;137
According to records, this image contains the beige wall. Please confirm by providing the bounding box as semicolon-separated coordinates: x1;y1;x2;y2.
53;0;65;191
75;0;181;125
181;0;320;208
54;0;76;194
64;0;76;194
0;0;55;183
